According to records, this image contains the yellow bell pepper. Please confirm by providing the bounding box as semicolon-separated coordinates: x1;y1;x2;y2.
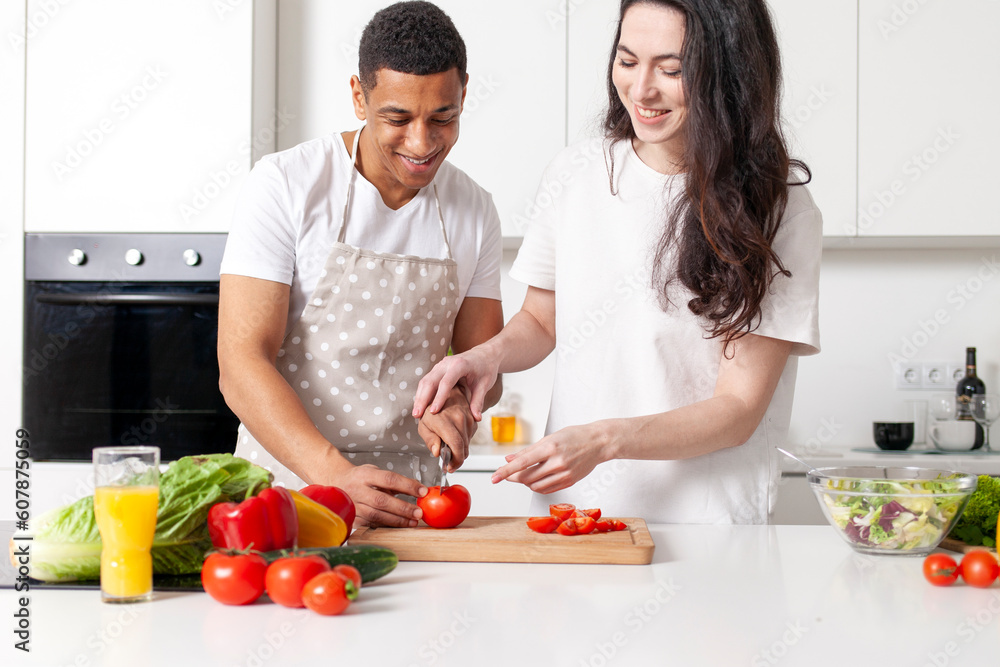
288;489;348;548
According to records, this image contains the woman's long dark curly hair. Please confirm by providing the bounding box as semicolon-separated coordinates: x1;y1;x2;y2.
603;0;810;348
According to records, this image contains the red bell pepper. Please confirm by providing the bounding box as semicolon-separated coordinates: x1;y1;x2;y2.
258;487;298;550
300;484;356;529
208;496;272;551
207;487;299;551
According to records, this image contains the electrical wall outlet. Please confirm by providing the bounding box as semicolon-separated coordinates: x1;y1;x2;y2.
894;362;923;389
894;360;962;390
922;362;951;389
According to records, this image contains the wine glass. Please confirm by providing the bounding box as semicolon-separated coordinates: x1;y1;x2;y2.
970;394;1000;452
928;394;957;421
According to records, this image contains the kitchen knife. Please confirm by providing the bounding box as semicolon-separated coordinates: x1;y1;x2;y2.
440;445;451;488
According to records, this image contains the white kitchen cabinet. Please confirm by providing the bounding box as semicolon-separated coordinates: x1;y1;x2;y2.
771;474;825;525
769;0;857;238
858;0;1000;238
276;0;565;239
24;0;276;233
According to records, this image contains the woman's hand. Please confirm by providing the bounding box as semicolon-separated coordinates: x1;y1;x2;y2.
490;422;616;494
327;463;427;528
412;345;501;421
417;386;477;471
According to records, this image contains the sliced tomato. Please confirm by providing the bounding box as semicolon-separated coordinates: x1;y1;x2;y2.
578;508;602;520
549;503;577;522
526;516;561;534
594;519;614;533
557;516;597;536
607;519;628;532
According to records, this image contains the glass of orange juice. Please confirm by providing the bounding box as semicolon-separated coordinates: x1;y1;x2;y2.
93;446;160;603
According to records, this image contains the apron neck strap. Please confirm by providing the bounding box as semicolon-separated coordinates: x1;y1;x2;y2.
338;126;454;260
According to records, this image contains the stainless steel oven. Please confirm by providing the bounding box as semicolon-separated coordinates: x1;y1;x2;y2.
23;233;239;461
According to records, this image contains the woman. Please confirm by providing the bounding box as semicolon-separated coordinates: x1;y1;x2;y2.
413;0;822;524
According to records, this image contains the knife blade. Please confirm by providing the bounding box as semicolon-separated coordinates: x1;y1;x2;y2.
440;445;451;488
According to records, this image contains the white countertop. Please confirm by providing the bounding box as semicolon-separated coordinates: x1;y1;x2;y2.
463;443;1000;475
4;524;999;667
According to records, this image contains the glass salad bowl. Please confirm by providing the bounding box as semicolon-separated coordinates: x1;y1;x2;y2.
807;466;978;556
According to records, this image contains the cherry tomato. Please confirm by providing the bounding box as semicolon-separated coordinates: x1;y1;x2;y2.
333;564;362;590
526;516;561;534
922;554;959;587
301;484;357;529
557;516;597;536
302;571;359;616
265;554;331;608
549;503;577;522
959;551;999;588
417;485;472;529
201;552;268;605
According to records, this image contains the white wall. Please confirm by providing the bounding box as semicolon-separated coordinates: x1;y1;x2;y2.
792;248;1000;449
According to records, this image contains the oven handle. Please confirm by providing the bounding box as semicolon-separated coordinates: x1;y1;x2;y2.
35;293;219;306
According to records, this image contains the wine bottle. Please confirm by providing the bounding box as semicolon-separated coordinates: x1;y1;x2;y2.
955;346;986;449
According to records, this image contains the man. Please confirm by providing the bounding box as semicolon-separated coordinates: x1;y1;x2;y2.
218;1;503;528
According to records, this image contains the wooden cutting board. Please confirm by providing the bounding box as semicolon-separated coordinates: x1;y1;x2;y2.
939;536;998;555
349;516;655;565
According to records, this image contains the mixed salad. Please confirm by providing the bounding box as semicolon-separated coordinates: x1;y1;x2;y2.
817;477;970;551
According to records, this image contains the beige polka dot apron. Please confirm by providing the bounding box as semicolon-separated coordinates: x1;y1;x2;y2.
235;128;460;489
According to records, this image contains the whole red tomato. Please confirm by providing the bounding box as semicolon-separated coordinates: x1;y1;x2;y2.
301;484;356;529
265;554;331;608
417;485;471;529
922;554;959;587
201;552;268;605
959;551;999;588
302;571;359;616
333;564;362;590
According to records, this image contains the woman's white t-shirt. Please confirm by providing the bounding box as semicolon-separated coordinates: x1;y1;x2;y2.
510;138;822;524
221;131;503;335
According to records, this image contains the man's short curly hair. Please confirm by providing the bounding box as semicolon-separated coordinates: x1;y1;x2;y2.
358;1;467;94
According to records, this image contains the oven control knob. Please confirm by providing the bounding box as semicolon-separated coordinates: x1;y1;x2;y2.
67;249;87;266
183;249;201;266
125;249;144;266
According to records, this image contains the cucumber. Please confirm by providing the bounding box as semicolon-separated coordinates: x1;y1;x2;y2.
260;545;397;584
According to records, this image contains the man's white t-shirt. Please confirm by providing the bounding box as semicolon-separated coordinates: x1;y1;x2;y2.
221;130;503;334
510;137;822;525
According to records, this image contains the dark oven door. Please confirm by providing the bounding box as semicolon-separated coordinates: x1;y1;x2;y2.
23;281;239;461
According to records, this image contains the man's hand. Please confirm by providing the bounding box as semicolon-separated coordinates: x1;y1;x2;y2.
329;463;428;528
417;386;477;471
